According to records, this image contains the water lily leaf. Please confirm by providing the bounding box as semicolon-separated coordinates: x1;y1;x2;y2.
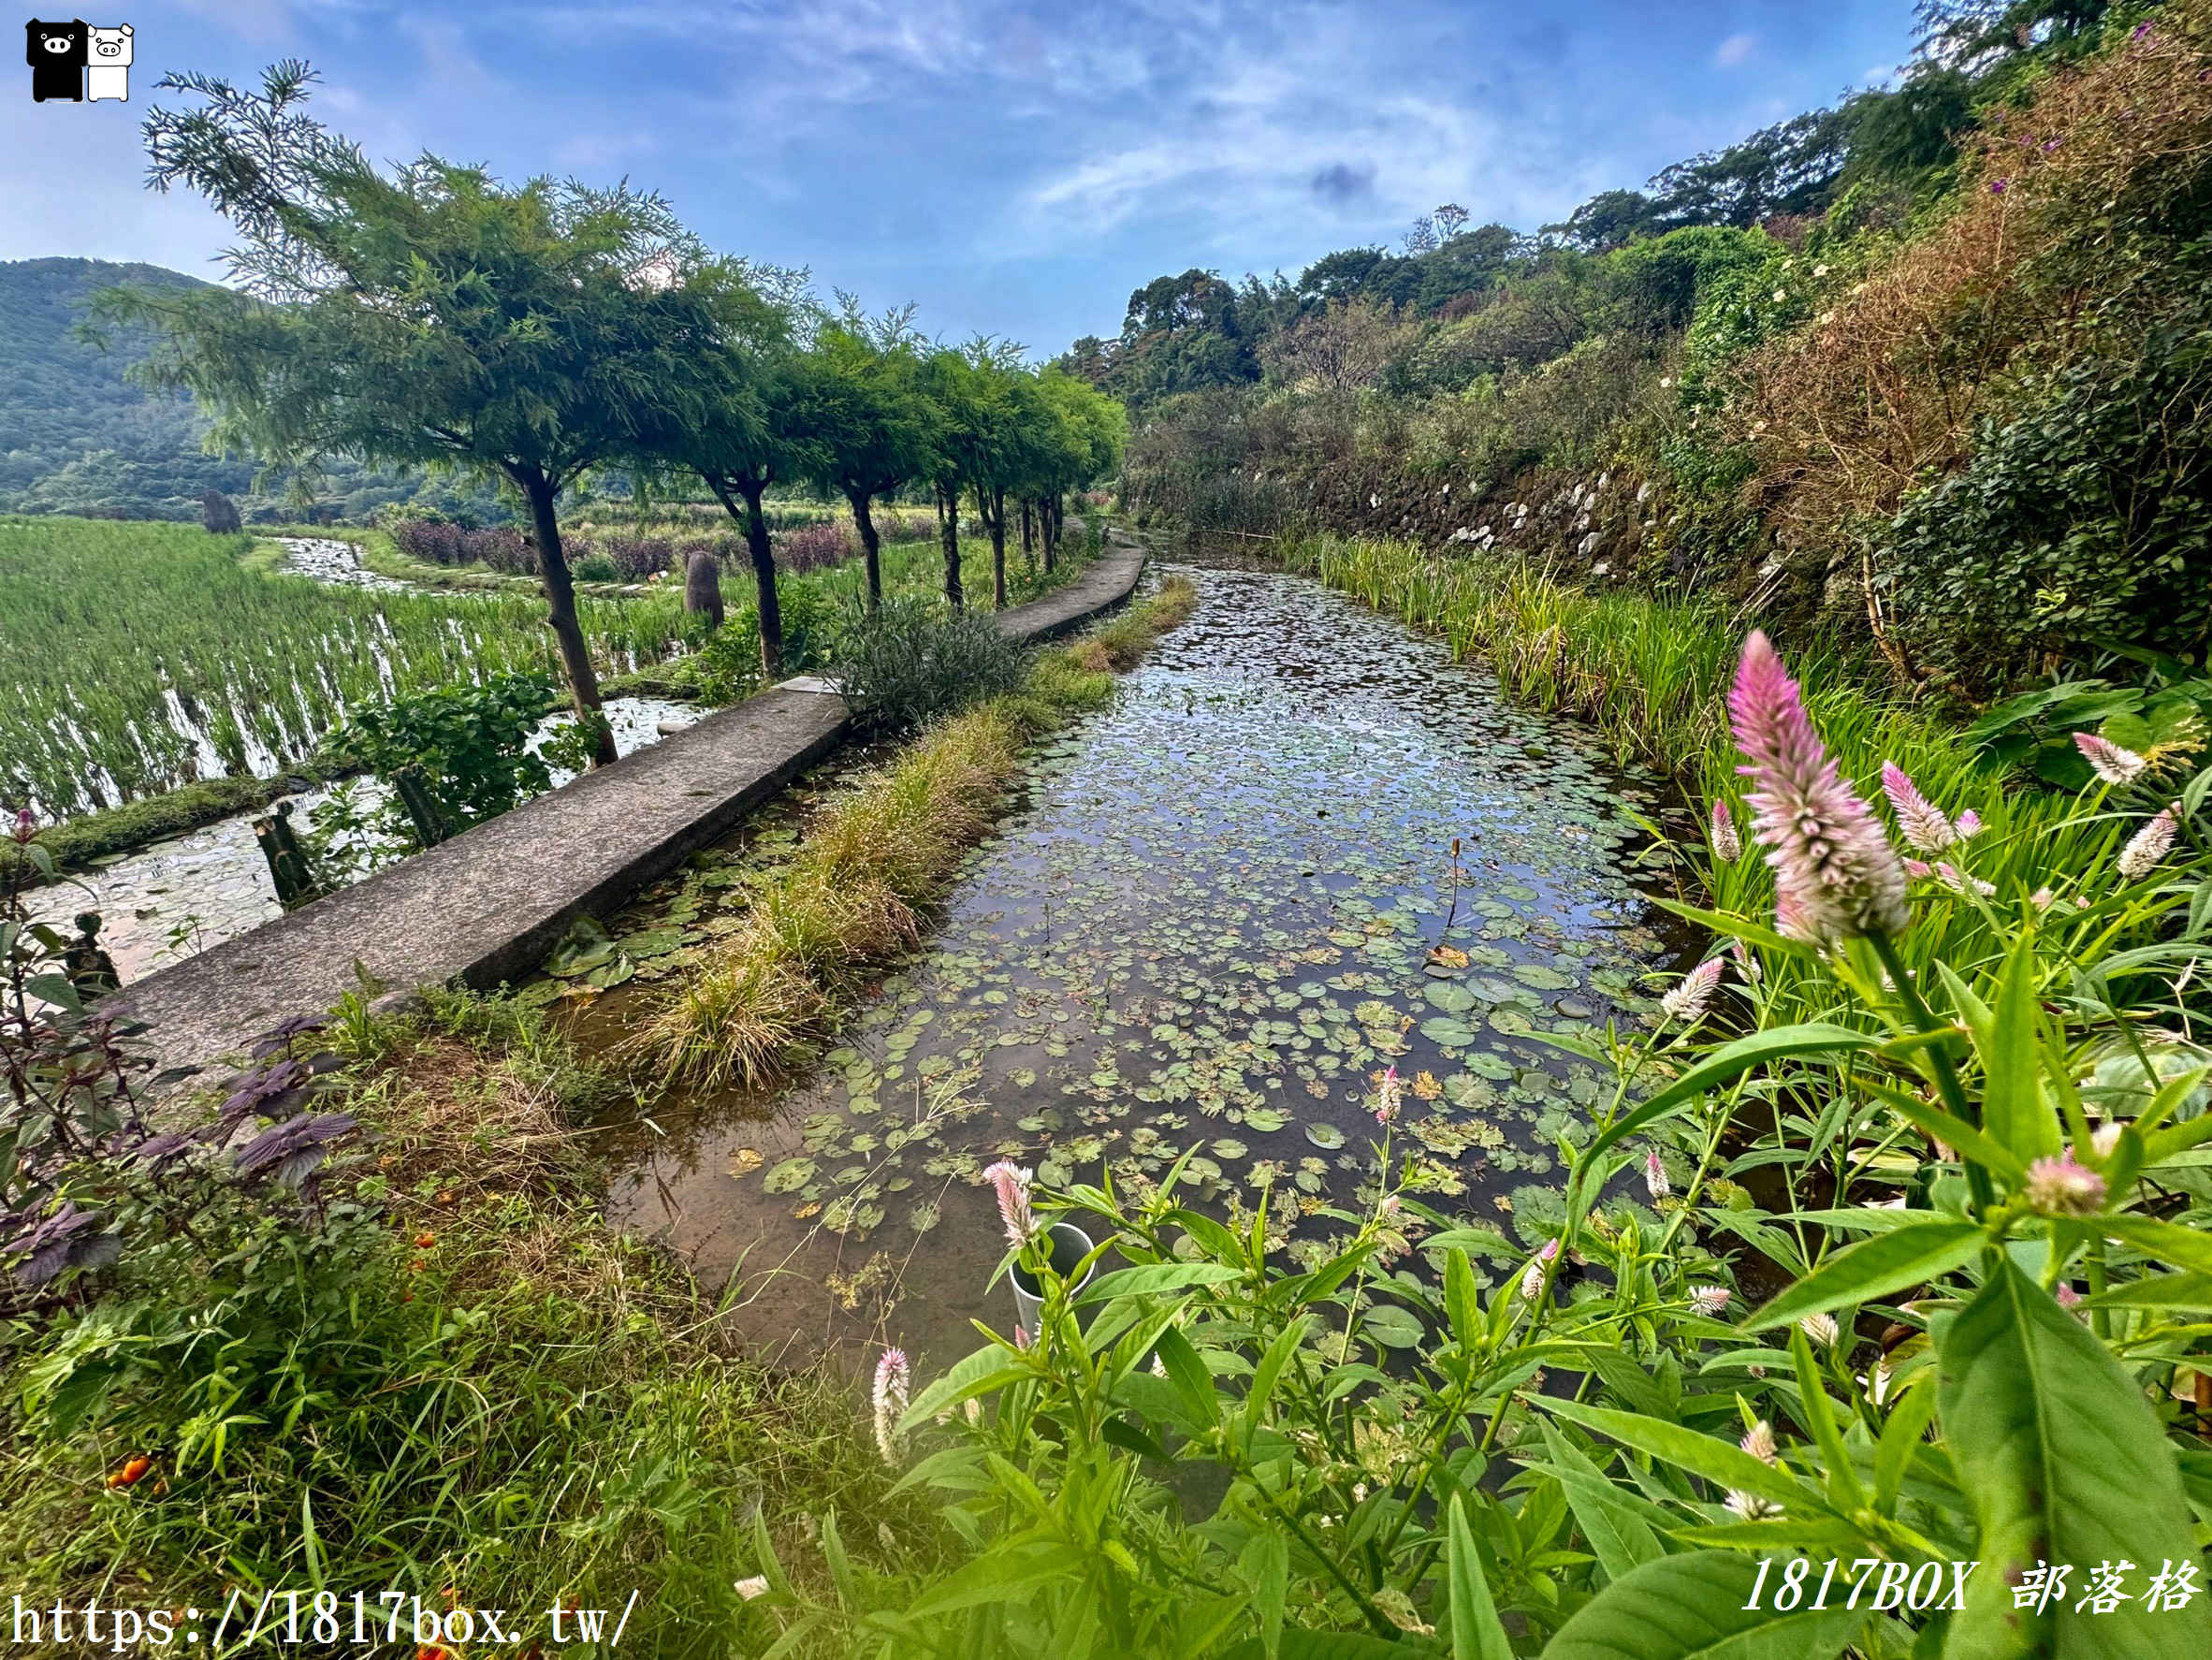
763;1158;818;1194
1305;1123;1346;1150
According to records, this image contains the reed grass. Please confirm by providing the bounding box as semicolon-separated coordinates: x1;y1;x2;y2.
639;576;1198;1092
1281;532;2116;1001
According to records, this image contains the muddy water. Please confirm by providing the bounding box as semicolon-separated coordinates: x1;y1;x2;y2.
602;559;1676;1376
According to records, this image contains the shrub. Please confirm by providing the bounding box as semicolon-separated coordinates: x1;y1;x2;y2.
1885;325;2212;695
829;596;1033;735
774;518;851;572
603;535;676;578
327;671;560;849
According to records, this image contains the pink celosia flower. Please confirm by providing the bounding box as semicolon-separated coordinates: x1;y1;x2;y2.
2030;885;2056;910
1710;799;1742;862
2074;731;2148;787
982;1161;1039;1247
1726;1491;1783;1520
1729;938;1762;983
1373;1064;1402;1126
1881;762;1956;853
1520;1238;1560;1302
2117;806;2179;882
735;1575;771;1601
1953;809;1982;839
1689;1285;1732;1318
1643;1151;1671;1200
872;1347;910;1465
1799;1313;1840;1347
1904;858;1932;880
2056;1284;2084;1310
2024;1153;2106;1217
1661;956;1724;1025
1730;633;1910;944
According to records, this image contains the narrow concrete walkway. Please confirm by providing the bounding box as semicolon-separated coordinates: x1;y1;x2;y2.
113;539;1146;1079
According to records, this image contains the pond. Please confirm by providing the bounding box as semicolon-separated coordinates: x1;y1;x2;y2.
596;556;1681;1376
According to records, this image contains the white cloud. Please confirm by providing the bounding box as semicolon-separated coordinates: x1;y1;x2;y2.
1715;33;1756;67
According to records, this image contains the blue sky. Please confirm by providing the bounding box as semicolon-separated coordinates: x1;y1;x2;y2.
6;1;1920;356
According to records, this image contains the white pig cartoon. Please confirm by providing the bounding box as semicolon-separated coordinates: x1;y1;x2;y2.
86;23;130;102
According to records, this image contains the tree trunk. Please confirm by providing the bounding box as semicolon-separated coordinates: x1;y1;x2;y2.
981;484;1008;609
846;486;882;610
520;465;617;767
938;481;964;612
1043;491;1060;573
725;477;783;680
1019;498;1036;578
684;548;724;631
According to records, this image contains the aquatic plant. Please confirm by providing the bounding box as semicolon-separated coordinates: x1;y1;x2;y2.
637;580;1201;1092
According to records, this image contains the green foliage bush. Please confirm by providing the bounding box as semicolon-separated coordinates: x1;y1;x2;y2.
329;671;564;847
830;596;1034;735
1885;323;2212;695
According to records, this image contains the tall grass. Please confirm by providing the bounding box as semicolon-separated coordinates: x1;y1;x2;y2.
1283;531;2120;998
0;517;700;816
640;577;1199;1092
0;993;928;1655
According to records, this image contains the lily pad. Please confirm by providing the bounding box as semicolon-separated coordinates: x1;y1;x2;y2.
1305;1123;1347;1150
763;1158;818;1194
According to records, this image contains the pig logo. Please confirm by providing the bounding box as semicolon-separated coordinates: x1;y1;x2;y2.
85;20;126;101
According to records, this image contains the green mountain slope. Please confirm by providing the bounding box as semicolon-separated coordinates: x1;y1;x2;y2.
0;256;501;522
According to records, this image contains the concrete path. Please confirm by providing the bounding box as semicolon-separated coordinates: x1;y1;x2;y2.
113;538;1146;1079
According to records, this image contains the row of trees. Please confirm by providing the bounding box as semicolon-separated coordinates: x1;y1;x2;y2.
103;63;1123;766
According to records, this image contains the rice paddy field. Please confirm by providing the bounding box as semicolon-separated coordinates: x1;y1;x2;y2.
0;517;699;818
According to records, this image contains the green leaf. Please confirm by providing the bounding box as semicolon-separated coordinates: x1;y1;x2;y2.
1584;1025;1877;1166
2081;1271;2212;1311
1970;934;2060;1164
2099;1213;2212;1278
1078;1262;1244;1303
900;1342;1030;1431
1539;1399;1818;1511
1742;1218;1986;1332
1445;1247;1480;1348
1531;1421;1666;1581
1153;1325;1220;1427
1446;1496;1513;1660
1938;1259;2212;1660
1241;1530;1289;1657
1543;1551;1862;1660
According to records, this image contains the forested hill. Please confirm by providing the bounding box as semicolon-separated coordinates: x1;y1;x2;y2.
0;257;499;522
1058;0;2115;412
0;257;251;518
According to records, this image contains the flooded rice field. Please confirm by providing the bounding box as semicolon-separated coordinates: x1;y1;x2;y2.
34;696;702;981
589;558;1681;1374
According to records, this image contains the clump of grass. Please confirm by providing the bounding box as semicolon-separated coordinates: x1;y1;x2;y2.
639;576;1200;1092
0;993;933;1654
